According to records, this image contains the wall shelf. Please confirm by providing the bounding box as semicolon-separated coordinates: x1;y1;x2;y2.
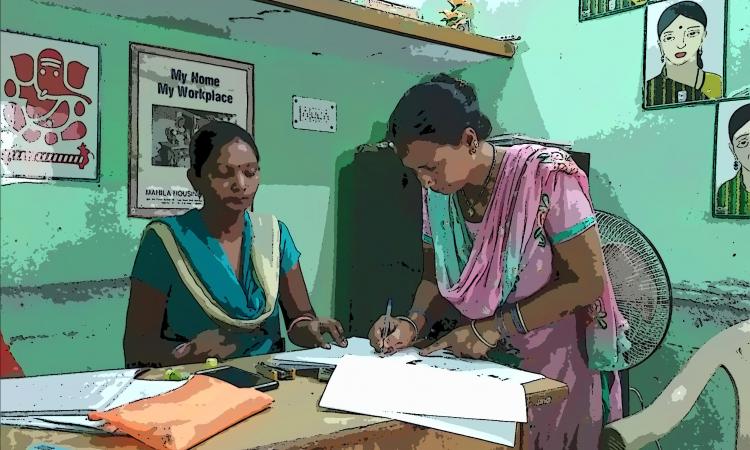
42;0;512;70
256;0;516;58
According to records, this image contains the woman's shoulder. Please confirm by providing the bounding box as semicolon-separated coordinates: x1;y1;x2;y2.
702;72;723;98
717;173;738;194
704;71;722;82
143;209;197;230
247;212;293;237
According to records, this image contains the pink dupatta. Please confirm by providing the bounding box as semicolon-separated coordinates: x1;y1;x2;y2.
425;144;630;370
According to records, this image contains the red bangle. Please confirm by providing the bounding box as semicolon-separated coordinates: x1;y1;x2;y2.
287;314;315;333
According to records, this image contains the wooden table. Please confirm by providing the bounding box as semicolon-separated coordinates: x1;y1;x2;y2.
1;354;567;450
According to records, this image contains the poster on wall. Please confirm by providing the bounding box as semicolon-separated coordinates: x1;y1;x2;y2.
713;99;750;218
129;43;253;218
579;0;646;21
643;0;727;109
0;31;99;183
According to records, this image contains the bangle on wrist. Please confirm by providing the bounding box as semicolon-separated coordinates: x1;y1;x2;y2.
496;308;510;338
407;308;429;337
471;319;497;349
510;303;529;334
396;316;418;343
287;314;315;334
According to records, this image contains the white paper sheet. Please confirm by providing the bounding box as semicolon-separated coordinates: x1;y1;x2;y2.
272;337;544;385
1;377;185;435
386;349;544;385
319;355;528;422
0;368;142;416
322;404;517;447
271;337;376;367
388;413;517;447
0;416;114;434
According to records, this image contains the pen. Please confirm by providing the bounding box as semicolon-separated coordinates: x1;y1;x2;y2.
380;298;392;354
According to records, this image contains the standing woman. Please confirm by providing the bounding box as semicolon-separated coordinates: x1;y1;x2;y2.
646;1;722;106
369;75;630;448
125;121;346;368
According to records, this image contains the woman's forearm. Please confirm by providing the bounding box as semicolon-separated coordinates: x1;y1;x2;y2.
517;276;601;331
406;278;446;336
477;277;602;342
278;263;316;320
478;228;607;341
124;281;188;368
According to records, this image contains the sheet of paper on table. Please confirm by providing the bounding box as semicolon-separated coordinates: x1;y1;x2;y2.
0;368;143;416
271;337;544;385
1;374;186;434
319;355;528;422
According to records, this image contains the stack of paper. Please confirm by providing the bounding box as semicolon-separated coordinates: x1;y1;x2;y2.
321;355;528;421
0;368;186;434
272;337;544;447
272;337;542;384
270;337;379;370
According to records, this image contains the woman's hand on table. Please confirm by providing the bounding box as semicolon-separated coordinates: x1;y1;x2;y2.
290;317;348;349
419;319;501;359
172;329;237;360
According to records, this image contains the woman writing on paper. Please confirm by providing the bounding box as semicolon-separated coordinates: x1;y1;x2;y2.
125;121;346;368
368;75;630;449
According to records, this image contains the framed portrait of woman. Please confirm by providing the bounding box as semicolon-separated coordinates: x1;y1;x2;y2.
713;99;750;218
579;0;646;22
643;0;727;109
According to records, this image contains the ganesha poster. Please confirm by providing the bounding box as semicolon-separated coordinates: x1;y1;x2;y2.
0;31;99;181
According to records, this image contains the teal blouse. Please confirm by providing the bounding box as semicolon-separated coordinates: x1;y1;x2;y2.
130;209;301;357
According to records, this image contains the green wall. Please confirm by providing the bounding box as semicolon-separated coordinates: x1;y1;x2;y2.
2;0;748;448
448;1;750;449
0;0;423;372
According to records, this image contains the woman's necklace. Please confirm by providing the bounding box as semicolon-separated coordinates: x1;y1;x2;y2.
460;144;497;218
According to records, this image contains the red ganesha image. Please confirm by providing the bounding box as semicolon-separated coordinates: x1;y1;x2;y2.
2;46;94;169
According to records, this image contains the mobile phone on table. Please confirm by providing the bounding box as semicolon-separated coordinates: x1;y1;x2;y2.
194;365;279;392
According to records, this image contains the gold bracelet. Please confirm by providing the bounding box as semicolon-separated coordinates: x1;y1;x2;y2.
471;320;497;349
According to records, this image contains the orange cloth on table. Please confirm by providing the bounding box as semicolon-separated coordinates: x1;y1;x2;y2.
88;374;273;450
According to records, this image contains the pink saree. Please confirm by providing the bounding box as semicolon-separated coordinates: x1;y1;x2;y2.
422;144;630;449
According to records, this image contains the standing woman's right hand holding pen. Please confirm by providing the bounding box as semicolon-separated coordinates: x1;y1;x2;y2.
368;314;420;355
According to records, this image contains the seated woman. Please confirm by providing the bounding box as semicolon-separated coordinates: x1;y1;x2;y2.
124;121;346;367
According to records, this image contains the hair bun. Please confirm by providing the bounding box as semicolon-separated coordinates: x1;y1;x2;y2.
431;73;478;104
431;73;461;85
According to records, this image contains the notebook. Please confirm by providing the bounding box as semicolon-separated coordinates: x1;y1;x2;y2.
0;368;146;416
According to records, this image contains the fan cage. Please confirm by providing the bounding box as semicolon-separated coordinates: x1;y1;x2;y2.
595;210;672;370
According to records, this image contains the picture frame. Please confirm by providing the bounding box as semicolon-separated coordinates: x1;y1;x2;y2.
579;0;647;22
128;43;254;218
642;0;728;110
1;30;100;182
712;99;750;218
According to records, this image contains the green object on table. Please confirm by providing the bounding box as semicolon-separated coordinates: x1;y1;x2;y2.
163;368;188;381
205;358;218;369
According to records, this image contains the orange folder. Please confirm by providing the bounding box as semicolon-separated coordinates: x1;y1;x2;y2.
89;374;273;450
